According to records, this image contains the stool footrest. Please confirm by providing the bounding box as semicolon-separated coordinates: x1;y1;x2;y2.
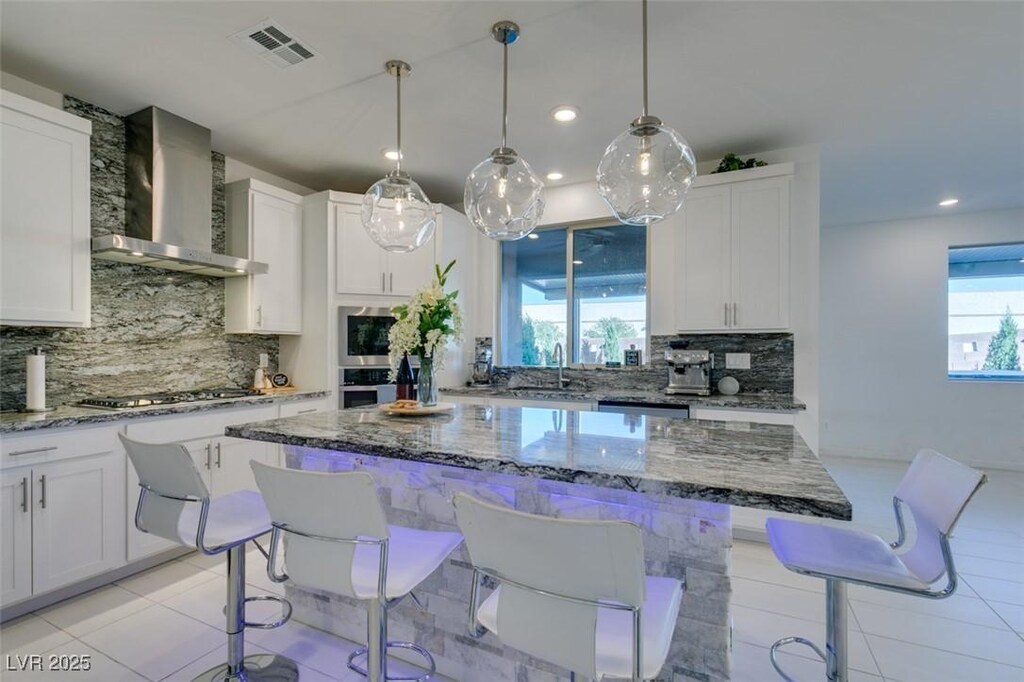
347;641;436;681
220;594;292;630
770;636;826;682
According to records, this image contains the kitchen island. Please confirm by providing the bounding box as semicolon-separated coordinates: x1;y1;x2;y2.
227;405;850;682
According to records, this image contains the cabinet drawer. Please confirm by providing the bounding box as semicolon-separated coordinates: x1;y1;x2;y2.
278;398;332;418
126;405;278;443
2;426;119;469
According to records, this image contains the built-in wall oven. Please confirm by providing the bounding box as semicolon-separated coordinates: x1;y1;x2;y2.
337;307;416;409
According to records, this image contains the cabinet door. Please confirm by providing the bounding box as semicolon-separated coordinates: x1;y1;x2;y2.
210;437;276;497
1;101;91;327
1;468;33;604
335;204;388;295
387;234;437;297
730;177;790;330
648;214;678;336
676;185;733;331
32;452;125;594
251;191;302;334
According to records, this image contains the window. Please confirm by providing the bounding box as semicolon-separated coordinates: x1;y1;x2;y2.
500;224;647;366
948;242;1024;381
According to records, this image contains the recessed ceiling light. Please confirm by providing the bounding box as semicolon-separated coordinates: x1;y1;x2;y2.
382;148;402;161
527;233;540;240
546;171;564;181
551;105;579;123
939;198;959;207
572;259;583;265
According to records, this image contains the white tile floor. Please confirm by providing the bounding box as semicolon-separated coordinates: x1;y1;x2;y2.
2;456;1022;681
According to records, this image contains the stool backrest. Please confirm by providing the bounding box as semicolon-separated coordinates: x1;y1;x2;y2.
251;462;389;599
453;493;646;680
894;449;986;583
119;433;210;544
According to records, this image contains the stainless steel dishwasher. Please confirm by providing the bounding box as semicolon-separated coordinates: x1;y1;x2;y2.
595;400;689;419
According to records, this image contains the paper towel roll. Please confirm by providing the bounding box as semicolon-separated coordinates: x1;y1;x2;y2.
26;348;46;411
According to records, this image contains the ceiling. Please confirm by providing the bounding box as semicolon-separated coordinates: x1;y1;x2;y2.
2;1;1022;227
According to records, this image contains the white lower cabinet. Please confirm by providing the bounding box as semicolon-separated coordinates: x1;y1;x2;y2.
689;406;796;426
446;394;595;412
0;443;125;606
1;468;33;604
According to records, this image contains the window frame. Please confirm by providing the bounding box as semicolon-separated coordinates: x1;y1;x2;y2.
495;218;653;368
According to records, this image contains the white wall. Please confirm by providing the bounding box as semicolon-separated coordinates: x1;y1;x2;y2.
821;208;1024;470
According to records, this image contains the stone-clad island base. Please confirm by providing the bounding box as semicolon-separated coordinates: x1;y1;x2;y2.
282;445;731;682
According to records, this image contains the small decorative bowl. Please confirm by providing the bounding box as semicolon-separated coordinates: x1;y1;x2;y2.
718;376;740;396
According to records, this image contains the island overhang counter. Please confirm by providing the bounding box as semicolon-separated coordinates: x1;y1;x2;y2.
226;404;851;682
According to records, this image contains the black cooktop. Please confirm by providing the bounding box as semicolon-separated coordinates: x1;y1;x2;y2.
78;387;262;410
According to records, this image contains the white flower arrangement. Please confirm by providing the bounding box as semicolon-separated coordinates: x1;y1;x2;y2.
387;259;464;381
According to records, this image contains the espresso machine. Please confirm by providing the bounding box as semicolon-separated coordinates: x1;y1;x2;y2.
665;349;714;396
471;337;494;385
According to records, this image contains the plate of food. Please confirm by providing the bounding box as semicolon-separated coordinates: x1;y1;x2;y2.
378;400;456;417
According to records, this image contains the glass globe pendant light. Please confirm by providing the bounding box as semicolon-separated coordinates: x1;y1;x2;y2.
464;21;544;241
362;60;436;252
596;0;697;225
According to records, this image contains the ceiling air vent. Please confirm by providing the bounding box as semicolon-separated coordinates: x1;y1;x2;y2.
231;19;316;69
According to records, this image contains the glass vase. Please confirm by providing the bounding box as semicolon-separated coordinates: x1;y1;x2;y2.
418;354;439;407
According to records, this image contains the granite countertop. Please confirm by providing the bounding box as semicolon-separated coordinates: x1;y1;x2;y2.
0;390;332;434
226;404;850;519
442;385;806;411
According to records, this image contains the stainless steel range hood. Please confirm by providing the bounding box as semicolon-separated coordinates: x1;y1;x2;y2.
91;107;268;277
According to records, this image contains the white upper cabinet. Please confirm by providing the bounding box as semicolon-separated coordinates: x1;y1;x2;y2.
335;203;438;297
225;179;303;334
1;90;92;327
675;164;792;332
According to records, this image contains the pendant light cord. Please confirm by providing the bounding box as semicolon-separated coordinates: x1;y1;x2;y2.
501;38;509;149
395;69;403;173
641;0;649;118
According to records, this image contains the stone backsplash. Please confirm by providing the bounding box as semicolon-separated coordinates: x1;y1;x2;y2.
491;332;794;395
0;96;278;410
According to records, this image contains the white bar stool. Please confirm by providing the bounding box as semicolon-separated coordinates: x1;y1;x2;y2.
452;493;684;682
765;449;986;682
250;462;462;682
120;434;297;682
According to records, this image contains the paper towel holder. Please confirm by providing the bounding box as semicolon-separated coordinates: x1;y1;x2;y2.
21;347;56;414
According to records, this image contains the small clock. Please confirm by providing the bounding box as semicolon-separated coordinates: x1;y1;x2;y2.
270;372;290;388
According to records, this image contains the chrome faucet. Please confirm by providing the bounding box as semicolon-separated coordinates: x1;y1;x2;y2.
553;342;571;388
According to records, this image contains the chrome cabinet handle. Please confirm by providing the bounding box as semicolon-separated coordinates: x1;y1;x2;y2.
205;443;212;470
9;445;57;457
724;303;729;327
215;442;222;468
20;477;28;513
39;475;46;509
381;272;386;292
297;408;316;414
733;303;738;327
256;305;263;327
389;272;394;292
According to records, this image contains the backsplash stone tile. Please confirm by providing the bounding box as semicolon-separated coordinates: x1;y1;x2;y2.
0;96;277;410
490;333;794;395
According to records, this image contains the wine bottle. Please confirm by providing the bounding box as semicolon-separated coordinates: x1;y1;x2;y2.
396;353;415;401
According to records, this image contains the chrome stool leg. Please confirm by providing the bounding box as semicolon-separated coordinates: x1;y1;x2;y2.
347;598;437;682
193;543;299;682
769;579;848;682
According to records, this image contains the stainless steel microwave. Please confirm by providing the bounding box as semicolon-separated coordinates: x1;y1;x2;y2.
338;306;396;366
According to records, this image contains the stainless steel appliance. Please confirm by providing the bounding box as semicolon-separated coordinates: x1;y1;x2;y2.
596;400;689;419
339;306;397;367
338;366;417;410
78;387;262;410
91;107;267;277
472;337;494;385
665;349;714;396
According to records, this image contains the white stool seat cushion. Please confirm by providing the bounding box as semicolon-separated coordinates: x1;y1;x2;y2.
766;518;929;590
477;576;683;680
351;525;463;601
177;490;272;550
